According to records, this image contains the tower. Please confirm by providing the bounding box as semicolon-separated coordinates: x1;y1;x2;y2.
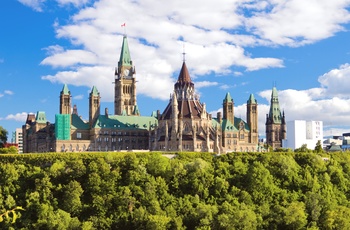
114;35;138;115
89;86;100;127
247;94;258;144
223;92;234;124
59;84;71;114
265;87;286;149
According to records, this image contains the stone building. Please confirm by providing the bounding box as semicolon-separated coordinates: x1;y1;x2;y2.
23;35;260;153
152;61;259;154
265;86;286;149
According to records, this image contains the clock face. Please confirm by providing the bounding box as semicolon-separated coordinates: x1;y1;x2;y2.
123;69;130;76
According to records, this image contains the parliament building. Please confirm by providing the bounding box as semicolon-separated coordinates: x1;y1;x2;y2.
23;35;262;153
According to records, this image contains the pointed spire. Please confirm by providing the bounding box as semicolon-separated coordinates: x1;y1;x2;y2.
90;86;99;96
61;84;70;95
176;62;192;84
247;94;257;104
223;92;233;103
269;86;282;124
119;35;132;67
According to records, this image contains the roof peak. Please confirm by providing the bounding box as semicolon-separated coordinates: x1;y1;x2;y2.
247;93;257;104
176;62;192;84
119;36;132;67
223;92;233;102
90;86;99;96
61;84;70;95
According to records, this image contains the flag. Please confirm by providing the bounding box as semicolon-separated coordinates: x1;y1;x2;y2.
121;23;126;27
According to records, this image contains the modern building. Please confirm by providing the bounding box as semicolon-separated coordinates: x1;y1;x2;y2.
15;128;23;153
23;35;260;153
265;87;286;149
282;120;323;150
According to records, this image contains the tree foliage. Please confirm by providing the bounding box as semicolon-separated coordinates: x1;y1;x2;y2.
0;126;8;148
0;151;349;229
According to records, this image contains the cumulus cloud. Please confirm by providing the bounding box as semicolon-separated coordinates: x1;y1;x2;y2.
318;63;350;97
4;112;28;122
244;0;350;46
17;0;350;136
17;0;46;12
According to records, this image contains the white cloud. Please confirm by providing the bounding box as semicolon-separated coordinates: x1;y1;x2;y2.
56;0;90;7
4;90;14;95
244;0;350;46
5;112;28;122
318;63;350;97
195;81;219;89
17;0;46;12
73;94;84;100
0;94;3;98
41;49;98;67
18;0;350;136
38;0;293;103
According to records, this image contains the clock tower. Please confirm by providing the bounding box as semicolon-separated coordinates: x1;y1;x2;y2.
114;35;138;115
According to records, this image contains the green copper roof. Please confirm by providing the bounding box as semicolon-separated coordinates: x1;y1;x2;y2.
71;114;90;130
119;36;132;67
90;86;99;96
92;115;157;130
269;87;282;124
213;117;250;132
61;84;70;95
223;92;233;103
36;111;47;124
247;94;257;104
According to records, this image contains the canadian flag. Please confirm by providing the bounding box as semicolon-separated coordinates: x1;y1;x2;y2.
121;23;126;27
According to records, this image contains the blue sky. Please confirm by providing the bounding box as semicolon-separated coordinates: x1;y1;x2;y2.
1;0;350;141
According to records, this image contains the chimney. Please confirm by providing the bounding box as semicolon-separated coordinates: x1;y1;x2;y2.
105;108;109;118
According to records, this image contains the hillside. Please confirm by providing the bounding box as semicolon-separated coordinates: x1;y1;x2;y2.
0;151;349;229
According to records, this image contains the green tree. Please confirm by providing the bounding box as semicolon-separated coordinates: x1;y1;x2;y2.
0;126;8;148
283;201;308;230
295;144;310;153
314;140;324;153
323;206;350;230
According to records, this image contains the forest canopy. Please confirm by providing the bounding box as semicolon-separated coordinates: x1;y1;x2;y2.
0;151;349;230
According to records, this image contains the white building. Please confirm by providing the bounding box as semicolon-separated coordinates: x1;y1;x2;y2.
282;120;323;150
15;128;23;153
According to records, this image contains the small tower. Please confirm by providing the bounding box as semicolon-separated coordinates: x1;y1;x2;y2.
59;84;71;114
247;94;258;144
89;86;100;128
265;86;286;149
223;92;234;124
114;35;138;115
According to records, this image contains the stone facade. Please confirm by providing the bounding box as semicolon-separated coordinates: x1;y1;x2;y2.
23;35;260;153
265;87;287;149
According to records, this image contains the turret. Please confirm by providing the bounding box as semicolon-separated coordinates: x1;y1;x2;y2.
59;84;71;114
89;86;100;128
